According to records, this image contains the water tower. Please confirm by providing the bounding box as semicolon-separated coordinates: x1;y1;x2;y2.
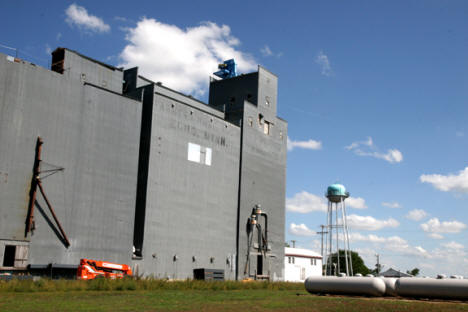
324;183;353;276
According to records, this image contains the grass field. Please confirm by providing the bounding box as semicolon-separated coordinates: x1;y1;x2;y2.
0;279;467;311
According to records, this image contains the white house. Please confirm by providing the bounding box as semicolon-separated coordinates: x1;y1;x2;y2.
284;247;322;282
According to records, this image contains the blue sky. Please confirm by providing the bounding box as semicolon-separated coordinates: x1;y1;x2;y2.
1;0;467;277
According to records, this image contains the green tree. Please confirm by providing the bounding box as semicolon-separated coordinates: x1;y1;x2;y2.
325;250;371;276
407;268;420;276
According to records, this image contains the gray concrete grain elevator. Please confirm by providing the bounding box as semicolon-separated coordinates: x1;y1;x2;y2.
0;48;287;280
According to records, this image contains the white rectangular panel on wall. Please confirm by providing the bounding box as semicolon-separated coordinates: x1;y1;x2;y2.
188;143;201;163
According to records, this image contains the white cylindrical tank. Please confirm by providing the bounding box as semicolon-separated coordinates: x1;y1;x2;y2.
396;278;468;300
379;277;397;296
305;276;386;297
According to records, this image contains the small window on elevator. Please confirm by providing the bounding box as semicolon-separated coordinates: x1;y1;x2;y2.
263;121;270;135
3;245;16;267
51;48;65;74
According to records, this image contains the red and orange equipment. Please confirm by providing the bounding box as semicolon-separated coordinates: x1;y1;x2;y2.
77;258;132;280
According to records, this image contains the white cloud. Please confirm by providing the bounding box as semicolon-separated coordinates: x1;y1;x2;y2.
420;167;468;193
345;137;403;164
345;137;373;150
346;214;400;231
443;241;464;250
382;202;401;209
65;4;110;34
119;18;256;96
413;246;429;256
420;218;467;238
349;232;387;243
286;191;327;213
315;51;332;76
354;235;430;263
114;16;128;22
260;45;273;56
56;32;62;41
289;223;316;237
45;44;52;55
354;235;468;276
429;233;444;239
432;242;466;260
346;197;367;209
406;209;428;221
287;137;322;151
260;45;282;58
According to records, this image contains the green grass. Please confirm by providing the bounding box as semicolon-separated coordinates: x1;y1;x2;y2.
0;279;303;292
0;279;467;311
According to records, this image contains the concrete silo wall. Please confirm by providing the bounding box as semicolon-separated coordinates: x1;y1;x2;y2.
133;90;241;279
0;54;142;267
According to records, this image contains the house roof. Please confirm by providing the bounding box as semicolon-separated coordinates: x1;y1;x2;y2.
379;268;413;277
285;247;322;259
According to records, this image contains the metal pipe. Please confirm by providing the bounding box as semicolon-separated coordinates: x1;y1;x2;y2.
324;201;330;275
37;180;70;247
335;202;340;275
257;224;262;251
340;197;349;276
327;201;332;275
260;212;268;250
342;200;353;276
26;137;43;235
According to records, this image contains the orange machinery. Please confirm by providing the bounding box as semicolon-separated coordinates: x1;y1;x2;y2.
77;258;132;280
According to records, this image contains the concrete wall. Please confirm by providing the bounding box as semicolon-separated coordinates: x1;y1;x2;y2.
133;92;241;279
209;67;287;280
237;102;287;280
61;49;124;94
0;53;141;267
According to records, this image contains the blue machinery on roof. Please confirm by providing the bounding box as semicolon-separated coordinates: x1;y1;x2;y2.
213;59;237;79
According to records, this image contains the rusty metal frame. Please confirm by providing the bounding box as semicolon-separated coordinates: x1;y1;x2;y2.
25;136;70;247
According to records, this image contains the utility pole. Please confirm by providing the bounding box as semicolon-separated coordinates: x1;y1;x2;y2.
291;240;296;248
375;254;380;275
317;225;328;257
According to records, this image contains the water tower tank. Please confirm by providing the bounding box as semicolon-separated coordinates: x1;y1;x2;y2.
326;183;349;203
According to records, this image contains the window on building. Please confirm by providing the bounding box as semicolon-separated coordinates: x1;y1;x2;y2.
2;245;28;268
188;143;201;163
248;117;253;127
265;96;270;107
311;258;316;266
200;148;206;164
263;121;270;135
3;245;16;267
188;143;212;166
288;256;295;264
203;147;212;166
